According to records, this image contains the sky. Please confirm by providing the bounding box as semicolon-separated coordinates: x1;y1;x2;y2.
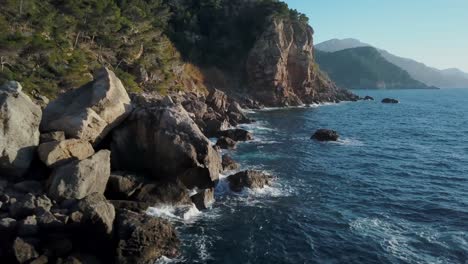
284;0;468;72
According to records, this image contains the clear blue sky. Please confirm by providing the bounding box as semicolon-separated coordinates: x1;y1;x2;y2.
284;0;468;72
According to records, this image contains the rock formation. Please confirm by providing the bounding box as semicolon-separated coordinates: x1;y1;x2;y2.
228;170;273;192
111;95;221;190
40;68;133;145
0;81;42;177
312;129;340;142
246;18;357;106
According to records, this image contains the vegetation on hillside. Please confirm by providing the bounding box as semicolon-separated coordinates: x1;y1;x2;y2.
315;47;429;89
0;0;308;98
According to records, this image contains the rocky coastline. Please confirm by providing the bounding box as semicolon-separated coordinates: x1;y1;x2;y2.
0;64;360;263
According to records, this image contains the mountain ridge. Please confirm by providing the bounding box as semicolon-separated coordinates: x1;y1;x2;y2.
316;38;468;88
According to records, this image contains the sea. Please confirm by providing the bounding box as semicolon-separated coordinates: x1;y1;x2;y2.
151;89;468;264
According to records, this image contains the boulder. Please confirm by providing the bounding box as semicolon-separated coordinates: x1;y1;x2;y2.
0;81;42;177
133;181;192;206
76;193;115;236
13;237;39;263
105;172;144;200
217;129;253;141
40;68;133;145
311;129;339;141
115;210;180;263
39;131;66;144
191;188;214;210
206;89;228;113
48;150;111;201
222;154;240;171
38;139;95;168
363;96;374;101
111;97;221;189
382;98;399;104
216;137;237;150
227;170;272;192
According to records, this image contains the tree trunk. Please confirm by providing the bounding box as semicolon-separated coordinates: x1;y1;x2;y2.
74;31;82;49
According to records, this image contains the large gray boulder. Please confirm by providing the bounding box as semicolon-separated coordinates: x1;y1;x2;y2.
77;193;115;236
227;170;273;192
38;139;95;168
48;150;111;201
0;81;42;177
40;68;132;145
111;96;221;189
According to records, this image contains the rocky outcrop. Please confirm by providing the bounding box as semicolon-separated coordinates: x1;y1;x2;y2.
48;150;111;201
111;95;221;189
191;188;214;210
363;96;374;101
76;193;115;236
382;98;399;104
311;129;339;141
217;129;253;142
216;137;237;150
227;170;273;192
38;139;95;168
222;154;240;171
246;18;357;106
0;81;42;177
115;209;180;264
40;68;132;145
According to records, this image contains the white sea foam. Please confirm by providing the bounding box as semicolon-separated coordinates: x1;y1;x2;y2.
331;137;364;146
146;204;202;223
350;217;452;264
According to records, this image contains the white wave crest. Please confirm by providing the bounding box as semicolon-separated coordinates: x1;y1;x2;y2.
146;204;202;223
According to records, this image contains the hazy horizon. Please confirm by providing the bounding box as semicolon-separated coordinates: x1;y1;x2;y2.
284;0;468;73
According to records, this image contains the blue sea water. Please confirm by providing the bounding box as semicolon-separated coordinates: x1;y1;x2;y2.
160;89;468;264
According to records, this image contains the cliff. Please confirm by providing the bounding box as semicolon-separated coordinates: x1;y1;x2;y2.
246;18;356;106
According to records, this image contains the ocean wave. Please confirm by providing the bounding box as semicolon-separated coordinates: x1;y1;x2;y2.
350;217;454;264
146;204;202;223
330;137;365;146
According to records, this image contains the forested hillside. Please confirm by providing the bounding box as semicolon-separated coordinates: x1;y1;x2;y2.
0;0;307;98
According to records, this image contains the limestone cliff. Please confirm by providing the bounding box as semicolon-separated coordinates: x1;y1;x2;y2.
246;18;357;106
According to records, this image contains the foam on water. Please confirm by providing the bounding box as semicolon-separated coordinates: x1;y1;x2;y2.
146;204;202;223
350;217;454;264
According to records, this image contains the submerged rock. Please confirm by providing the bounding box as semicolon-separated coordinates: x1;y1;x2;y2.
48;150;111;201
0;81;42;177
115;209;180;263
311;129;339;141
227;170;272;192
382;98;399;104
111;96;221;189
40;68;132;145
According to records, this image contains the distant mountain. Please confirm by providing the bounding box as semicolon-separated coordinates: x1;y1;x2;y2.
315;47;430;90
316;39;468;88
315;38;370;52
